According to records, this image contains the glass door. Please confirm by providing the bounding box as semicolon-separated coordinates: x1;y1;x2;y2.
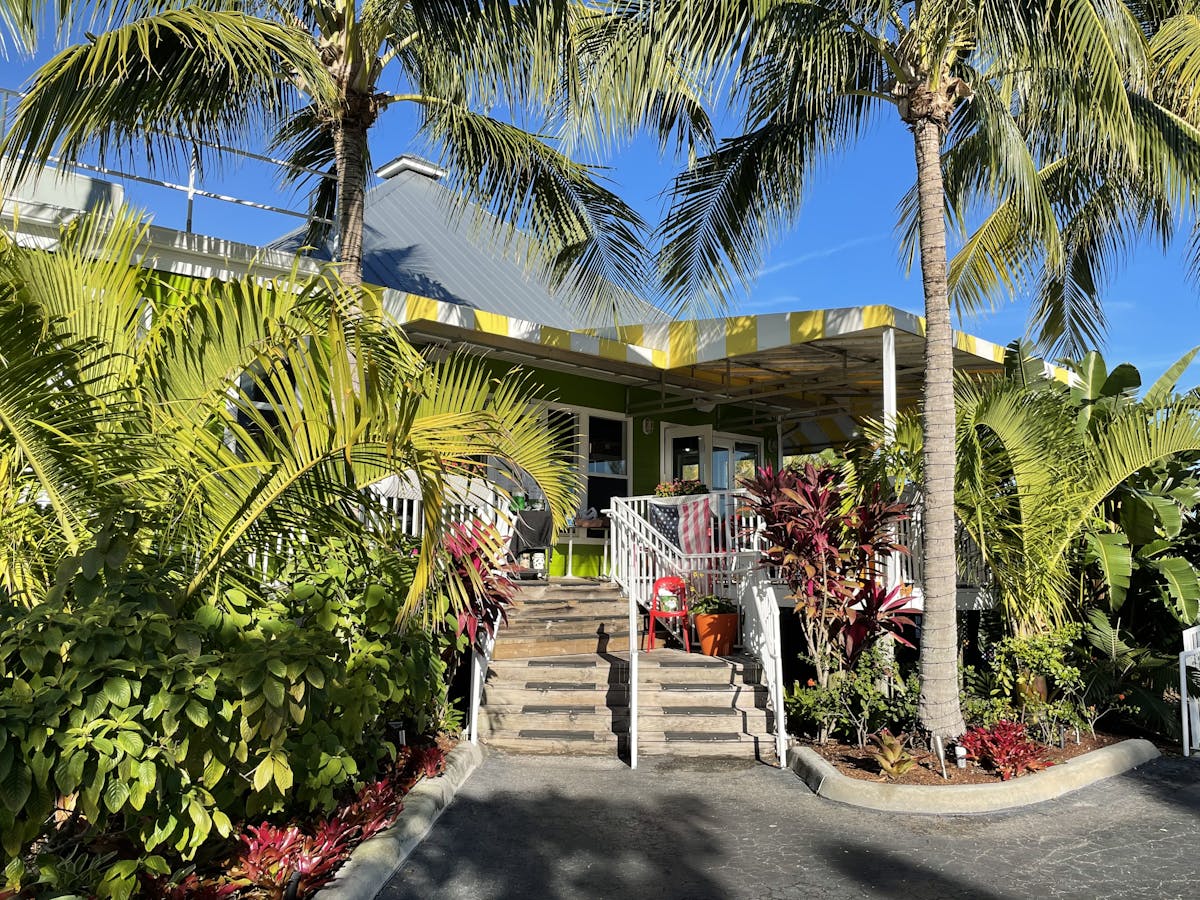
710;440;733;491
662;424;712;486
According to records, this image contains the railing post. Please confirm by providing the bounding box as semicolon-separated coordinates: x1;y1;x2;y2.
629;583;638;770
772;599;787;766
469;647;483;745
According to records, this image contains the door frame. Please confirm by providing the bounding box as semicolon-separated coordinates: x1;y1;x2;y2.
660;423;764;490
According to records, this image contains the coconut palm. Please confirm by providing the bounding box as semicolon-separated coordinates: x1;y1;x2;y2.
0;208;577;618
634;0;1200;736
0;0;709;304
926;0;1200;358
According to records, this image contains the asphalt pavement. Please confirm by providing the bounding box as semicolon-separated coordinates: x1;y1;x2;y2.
380;750;1200;900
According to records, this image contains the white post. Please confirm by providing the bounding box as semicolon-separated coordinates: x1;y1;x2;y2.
624;512;639;769
469;649;483;744
882;326;898;440
1182;651;1192;757
882;326;901;591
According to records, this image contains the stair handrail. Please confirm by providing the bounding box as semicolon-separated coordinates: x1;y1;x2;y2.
609;490;780;768
736;567;789;766
468;607;504;745
608;497;684;769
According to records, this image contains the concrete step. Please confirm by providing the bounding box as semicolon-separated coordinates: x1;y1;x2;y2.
481;731;622;755
481;682;767;711
478;708;626;736
479;705;771;735
512;582;621;602
486;653;761;684
484;731;779;760
492;632;633;659
637;732;779;760
503;615;631;638
482;684;630;707
507;600;630;617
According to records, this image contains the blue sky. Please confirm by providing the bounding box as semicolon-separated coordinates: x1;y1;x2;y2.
5;44;1199;389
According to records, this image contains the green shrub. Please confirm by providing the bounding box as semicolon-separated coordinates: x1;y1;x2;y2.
785;647;918;746
961;625;1088;740
0;531;457;889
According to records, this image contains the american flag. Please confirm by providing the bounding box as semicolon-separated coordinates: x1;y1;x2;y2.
678;495;712;555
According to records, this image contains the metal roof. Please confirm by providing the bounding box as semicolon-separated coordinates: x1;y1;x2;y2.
271;165;667;331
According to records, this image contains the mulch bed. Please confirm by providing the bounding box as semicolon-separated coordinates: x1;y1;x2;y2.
809;731;1122;786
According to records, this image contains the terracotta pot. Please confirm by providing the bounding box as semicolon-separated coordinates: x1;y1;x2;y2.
693;612;738;656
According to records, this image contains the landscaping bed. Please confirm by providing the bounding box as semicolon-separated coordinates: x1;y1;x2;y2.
808;731;1121;786
1;738;456;900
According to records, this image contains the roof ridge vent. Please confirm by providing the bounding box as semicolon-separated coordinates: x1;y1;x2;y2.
375;154;446;180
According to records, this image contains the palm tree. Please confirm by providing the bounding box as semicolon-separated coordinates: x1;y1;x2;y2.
873;350;1200;636
0;208;577;618
639;0;1200;736
926;0;1200;359
0;0;709;301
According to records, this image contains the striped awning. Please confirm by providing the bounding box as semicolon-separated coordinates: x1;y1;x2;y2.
385;289;1067;452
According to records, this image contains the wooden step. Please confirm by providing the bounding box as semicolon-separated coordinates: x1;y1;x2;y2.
503;615;631;638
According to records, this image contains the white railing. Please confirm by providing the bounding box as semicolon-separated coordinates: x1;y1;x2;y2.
893;503;991;593
608;489;785;768
1181;625;1200;757
737;567;788;764
469;610;504;745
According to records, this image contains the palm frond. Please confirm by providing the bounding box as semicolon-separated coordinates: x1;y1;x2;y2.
416;100;650;323
0;8;329;188
657;116;830;315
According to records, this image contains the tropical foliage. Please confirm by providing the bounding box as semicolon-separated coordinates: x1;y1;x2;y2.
862;348;1200;741
624;0;1200;737
0;0;708;303
0;210;574;894
741;462;916;690
0;208;575;613
871;347;1200;636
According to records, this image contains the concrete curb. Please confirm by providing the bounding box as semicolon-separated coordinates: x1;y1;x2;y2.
787;738;1160;814
317;742;484;900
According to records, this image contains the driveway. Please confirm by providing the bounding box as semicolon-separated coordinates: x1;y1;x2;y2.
381;750;1200;899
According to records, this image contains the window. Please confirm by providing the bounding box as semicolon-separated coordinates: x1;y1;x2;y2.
586;415;628;512
735;441;761;482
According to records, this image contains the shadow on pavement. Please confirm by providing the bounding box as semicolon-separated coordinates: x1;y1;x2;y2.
383;786;727;900
818;838;1010;900
1110;754;1200;816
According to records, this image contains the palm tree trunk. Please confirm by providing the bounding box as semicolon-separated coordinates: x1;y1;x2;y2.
911;115;967;739
333;119;369;287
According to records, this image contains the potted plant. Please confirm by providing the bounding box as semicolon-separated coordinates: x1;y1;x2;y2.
653;478;709;497
689;593;739;656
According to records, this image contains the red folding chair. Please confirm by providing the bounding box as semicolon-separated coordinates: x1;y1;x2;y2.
647;575;690;652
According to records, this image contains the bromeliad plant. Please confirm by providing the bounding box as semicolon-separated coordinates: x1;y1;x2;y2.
741;463;916;690
869;729;918;780
958;721;1050;781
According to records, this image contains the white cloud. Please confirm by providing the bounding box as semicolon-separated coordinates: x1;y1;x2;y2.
757;233;889;277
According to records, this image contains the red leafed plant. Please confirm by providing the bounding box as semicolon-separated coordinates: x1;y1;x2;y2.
408;744;447;779
959;720;1051;780
831;580;918;666
443;520;516;646
740;463;913;688
231;773;407;898
233;820;357;899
